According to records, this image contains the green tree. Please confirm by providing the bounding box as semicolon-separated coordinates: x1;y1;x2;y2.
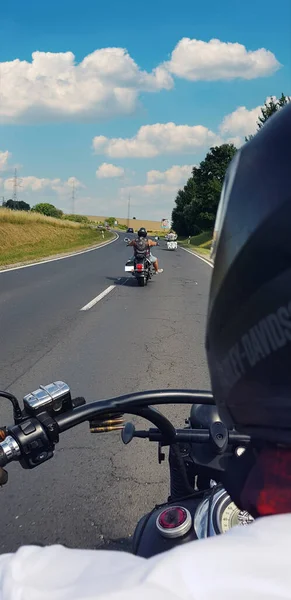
4;199;30;211
172;143;237;236
171;178;196;236
246;93;291;141
193;143;237;231
33;203;63;218
63;213;89;223
106;217;116;227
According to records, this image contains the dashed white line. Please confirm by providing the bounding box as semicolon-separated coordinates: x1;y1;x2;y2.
179;245;214;268
80;285;116;311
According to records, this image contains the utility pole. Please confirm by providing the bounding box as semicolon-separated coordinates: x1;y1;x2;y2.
13;168;20;203
10;169;22;204
71;181;75;214
127;194;130;228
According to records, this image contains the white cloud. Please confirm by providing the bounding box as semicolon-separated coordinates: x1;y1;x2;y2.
0;48;173;124
220;105;261;137
3;175;84;195
96;163;125;179
220;95;291;140
93;122;220;158
0;150;12;171
118;182;177;220
147;164;193;185
165;38;281;81
224;135;245;148
118;168;192;215
121;183;175;198
0;38;279;124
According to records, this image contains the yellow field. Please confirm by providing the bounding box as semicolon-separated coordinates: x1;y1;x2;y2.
0;207;81;227
88;215;170;232
0;208;112;266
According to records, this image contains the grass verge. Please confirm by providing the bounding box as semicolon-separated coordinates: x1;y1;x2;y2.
0;208;114;267
178;231;212;261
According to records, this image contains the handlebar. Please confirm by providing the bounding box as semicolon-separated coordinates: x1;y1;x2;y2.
0;386;251;471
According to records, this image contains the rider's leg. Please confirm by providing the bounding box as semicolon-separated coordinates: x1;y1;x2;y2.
153;259;159;273
150;253;163;273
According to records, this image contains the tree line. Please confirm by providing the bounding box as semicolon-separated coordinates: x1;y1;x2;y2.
2;200;122;229
171;93;290;237
2;200;90;223
3;200;62;217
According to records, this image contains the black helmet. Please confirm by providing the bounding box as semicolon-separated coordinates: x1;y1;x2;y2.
206;103;291;446
138;227;147;238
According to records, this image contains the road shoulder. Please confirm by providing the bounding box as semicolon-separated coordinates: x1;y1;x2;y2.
0;233;118;273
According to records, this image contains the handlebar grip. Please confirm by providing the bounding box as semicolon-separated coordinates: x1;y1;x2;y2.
0;436;21;467
0;446;7;468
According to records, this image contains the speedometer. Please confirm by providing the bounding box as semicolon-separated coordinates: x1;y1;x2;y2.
220;501;240;532
194;487;254;538
220;501;254;532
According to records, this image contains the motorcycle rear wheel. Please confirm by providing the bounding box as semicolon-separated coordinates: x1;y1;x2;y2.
137;277;146;287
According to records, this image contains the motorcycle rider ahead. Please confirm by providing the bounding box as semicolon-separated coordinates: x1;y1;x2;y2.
127;227;163;274
1;104;291;599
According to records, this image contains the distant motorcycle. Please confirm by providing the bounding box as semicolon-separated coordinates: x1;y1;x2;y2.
124;238;155;287
167;240;177;250
166;233;178;250
125;255;154;287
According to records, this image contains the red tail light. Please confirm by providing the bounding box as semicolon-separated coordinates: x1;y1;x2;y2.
136;263;143;271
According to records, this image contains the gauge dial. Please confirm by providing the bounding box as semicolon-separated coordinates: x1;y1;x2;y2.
220;502;252;532
194;488;254;538
220;500;254;533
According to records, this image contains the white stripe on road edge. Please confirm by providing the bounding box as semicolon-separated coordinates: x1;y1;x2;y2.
80;285;116;311
0;234;119;275
179;245;214;268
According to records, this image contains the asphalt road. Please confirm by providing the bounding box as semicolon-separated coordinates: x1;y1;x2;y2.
0;234;212;552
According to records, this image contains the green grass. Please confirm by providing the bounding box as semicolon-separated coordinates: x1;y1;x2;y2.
0;208;114;267
178;231;212;260
200;239;212;249
189;231;212;246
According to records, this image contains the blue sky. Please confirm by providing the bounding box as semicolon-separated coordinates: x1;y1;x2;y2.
0;0;290;220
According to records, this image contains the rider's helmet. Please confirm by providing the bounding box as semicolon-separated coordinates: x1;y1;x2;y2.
138;227;147;238
206;103;291;516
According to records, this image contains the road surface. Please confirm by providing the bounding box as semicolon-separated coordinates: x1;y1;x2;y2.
0;235;212;552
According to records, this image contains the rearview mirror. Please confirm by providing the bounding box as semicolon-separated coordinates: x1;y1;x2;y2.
154;236;159;241
124;237;129;243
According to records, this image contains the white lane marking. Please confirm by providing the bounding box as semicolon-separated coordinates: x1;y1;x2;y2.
80;285;116;311
179;245;214;268
0;234;119;275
